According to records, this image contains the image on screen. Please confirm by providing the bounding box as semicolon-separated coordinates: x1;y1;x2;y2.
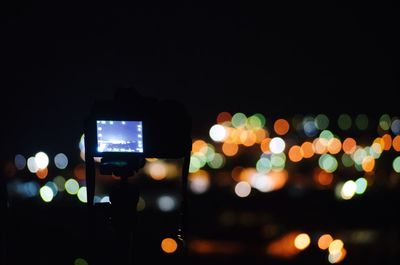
96;120;143;153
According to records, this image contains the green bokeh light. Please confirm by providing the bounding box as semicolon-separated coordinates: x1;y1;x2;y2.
319;154;338;173
315;114;329;130
393;156;400;173
338;114;352;130
256;157;272;173
355;114;368;130
232;113;247;128
379;114;391;131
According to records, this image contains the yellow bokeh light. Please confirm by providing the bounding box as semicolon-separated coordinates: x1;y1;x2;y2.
373;137;385;151
294;233;311;250
161;238;178;254
288;145;303;162
274;119;290;135
329;247;347;264
329;239;344;255
318;234;333;250
222;142;239;157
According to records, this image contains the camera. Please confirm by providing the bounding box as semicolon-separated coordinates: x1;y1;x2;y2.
83;88;192;265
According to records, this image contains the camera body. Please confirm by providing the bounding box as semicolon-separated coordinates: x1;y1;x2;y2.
85;90;192;162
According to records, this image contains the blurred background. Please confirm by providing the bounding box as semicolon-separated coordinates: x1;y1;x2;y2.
1;2;400;265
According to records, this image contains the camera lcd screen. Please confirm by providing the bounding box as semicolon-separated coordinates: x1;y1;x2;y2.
96;120;143;153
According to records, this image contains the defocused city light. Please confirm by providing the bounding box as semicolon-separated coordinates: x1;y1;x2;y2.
209;124;227;142
294;233;311;250
54;153;68;169
65;178;79;195
35;151;49;169
234;181;251;197
157;195;177;212
39;186;54;202
14;154;26;170
318;234;333;250
161;238;178;254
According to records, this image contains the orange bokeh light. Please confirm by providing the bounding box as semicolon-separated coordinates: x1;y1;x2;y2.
222;142;239;156
327;138;342;154
261;138;272;153
301;141;314;158
362;156;375;172
161;238;178;254
288;145;303;162
382;134;392;151
393;135;400;151
342;138;357;154
192;140;207;153
274;119;290;136
36;167;48;179
318;234;333;250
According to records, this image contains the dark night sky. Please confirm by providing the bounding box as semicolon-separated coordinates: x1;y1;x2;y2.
1;2;399;157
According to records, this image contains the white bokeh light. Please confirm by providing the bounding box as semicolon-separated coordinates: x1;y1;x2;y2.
209;124;227;142
35;152;49;169
269;137;286;154
234;181;251;197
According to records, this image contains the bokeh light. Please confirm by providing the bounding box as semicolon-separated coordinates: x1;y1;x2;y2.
157;195;177;212
274;119;290;135
338;114;352;130
77;187;87;203
209;124;227;142
65;178;79;195
393;156;400;173
234;181;251;197
27;156;38;173
74;258;88;265
217;112;232;124
222;142;239;157
54;153;68;169
341;181;357;200
35;151;49;169
315;114;329;130
391;119;400;134
39;186;54;203
294;233;310;250
318;234;333;250
269;137;285;154
14;154;26;170
392;135;400;151
342;138;357;154
379;114;391;131
355;114;368;130
161;238;178;254
189;170;210;194
232;113;247;128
